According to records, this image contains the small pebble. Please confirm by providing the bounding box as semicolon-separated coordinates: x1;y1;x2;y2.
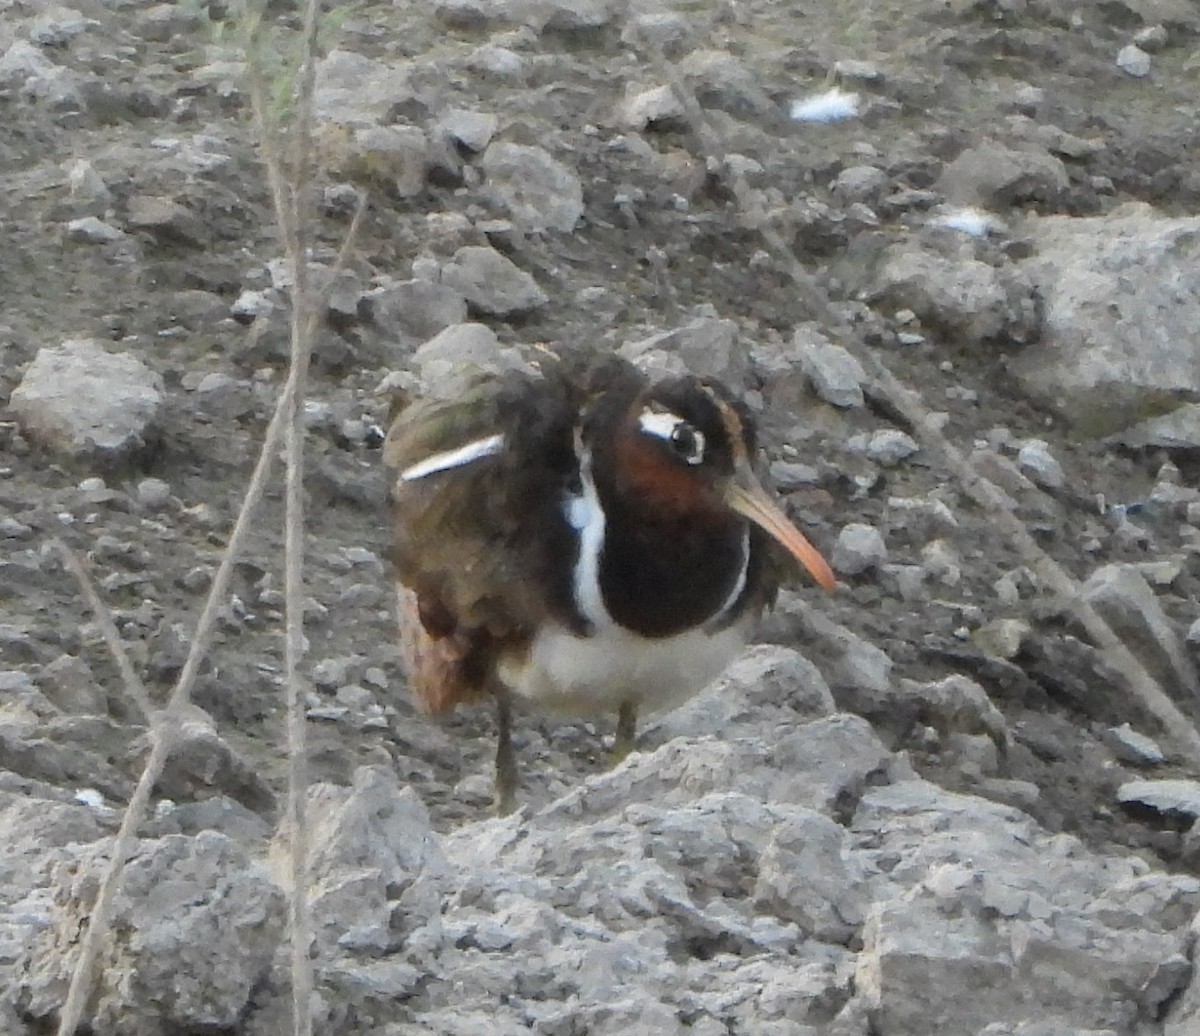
66;217;126;243
1133;25;1168;52
74;788;106;810
137;477;173;510
1103;724;1164;765
1116;44;1151;77
181;566;213;592
0;517;33;539
1016;439;1065;489
865;430;919;467
973;618;1030;660
832;522;887;576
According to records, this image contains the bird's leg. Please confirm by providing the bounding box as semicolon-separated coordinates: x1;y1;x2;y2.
493;686;518;815
613;701;638;761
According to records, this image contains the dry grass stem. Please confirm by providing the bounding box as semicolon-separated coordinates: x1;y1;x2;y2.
54;4;364;1033
652;47;1200;767
242;1;325;1033
52;538;155;723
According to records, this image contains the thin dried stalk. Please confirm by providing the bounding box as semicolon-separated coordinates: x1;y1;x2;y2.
651;47;1200;766
52;538;154;723
243;0;324;1033
55;5;368;1034
55;359;300;1036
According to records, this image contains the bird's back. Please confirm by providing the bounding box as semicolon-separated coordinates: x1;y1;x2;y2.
384;365;585;711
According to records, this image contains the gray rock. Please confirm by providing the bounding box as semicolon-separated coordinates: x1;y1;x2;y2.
37;654;108;715
10;339;164;461
1115;402;1200;449
753;808;868;942
481;142;584;233
1117;44;1151;77
648;644;835;741
1103;724;1165;766
899;674;1010;750
863;240;1038;345
231;288;274;321
1133;25;1169;52
768;460;820;489
858;429;919;467
66;158;111;210
833;523;887;576
853;779;1200;1035
65;216;126;244
0;517;32;539
29;9;101;45
135;478;172;510
535;0;615;32
313;49;413;124
921;539;962;587
832;164;888;203
434;0;502;29
681;49;775;117
1082;564;1200;707
303;767;446;957
0;39;82;108
936;141;1069;207
367;278;469;342
409;321;533;399
834;59;883;83
1016;439;1065;489
334;125;430;197
1011;204;1200;433
621;12;694;56
972;617;1030;660
411;321;499;373
769;714;900;812
1117;779;1200;817
620;317;751;387
816;621;896;705
20;831;284;1035
620;83;686;129
125;195;206;246
440;245;548;315
466;42;526;77
795;327;867;407
1167;923;1200;1036
438;109;499;152
145;705;277;815
885;496;959;541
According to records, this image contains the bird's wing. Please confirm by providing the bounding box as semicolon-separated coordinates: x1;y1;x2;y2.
384;370;578;645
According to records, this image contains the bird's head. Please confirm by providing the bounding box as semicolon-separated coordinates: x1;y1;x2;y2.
592;374;836;590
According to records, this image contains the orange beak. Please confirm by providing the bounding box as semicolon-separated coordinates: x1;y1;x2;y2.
724;467;836;590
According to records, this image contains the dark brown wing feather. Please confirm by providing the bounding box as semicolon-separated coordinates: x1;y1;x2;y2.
384;365;588;712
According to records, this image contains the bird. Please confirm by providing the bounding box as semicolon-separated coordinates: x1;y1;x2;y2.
383;352;836;812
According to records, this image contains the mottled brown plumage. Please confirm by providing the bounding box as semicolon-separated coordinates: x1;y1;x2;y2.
385;353;834;810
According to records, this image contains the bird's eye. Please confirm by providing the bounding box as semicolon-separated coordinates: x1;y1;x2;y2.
638;406;706;465
669;422;704;465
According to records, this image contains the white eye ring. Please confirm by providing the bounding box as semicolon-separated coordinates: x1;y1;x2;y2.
638;407;705;465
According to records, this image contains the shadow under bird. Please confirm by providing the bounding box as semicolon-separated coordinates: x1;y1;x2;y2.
385;353;836;812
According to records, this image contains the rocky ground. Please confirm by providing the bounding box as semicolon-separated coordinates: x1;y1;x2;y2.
2;0;1200;1033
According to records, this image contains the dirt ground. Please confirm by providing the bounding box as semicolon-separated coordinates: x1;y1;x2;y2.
1;0;1199;877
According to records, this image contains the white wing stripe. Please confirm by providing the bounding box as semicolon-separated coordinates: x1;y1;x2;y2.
399;433;505;481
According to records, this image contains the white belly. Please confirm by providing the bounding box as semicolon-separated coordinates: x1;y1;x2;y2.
497;614;754;717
